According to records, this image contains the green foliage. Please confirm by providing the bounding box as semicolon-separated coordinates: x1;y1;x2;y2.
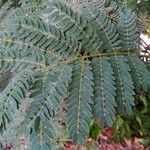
0;70;33;131
92;57;116;126
118;8;138;50
67;61;93;144
89;122;101;140
28;119;56;150
112;92;150;146
80;1;121;50
111;56;135;115
0;0;12;21
128;56;150;92
0;0;150;148
44;0;103;52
